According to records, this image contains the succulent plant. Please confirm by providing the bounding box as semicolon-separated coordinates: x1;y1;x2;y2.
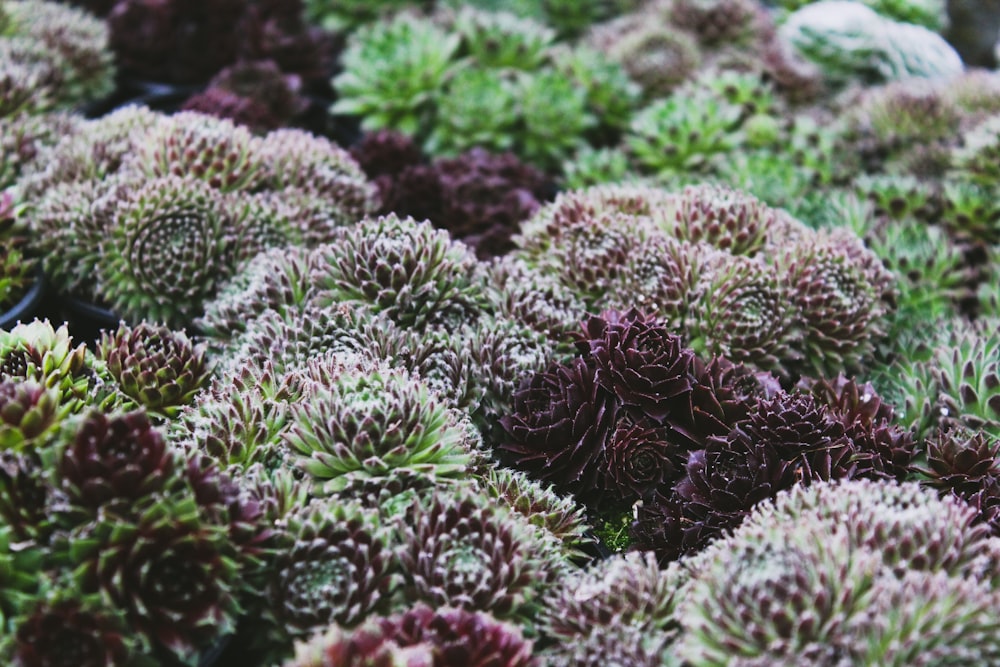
98;175;237;326
170;361;296;473
0;320;88;402
551;45;641;138
627;93;742;174
930;322;1000;438
478;467;590;552
69;492;240;663
0;51;52;118
332;13;460;135
0;450;57;542
57;410;177;513
855;569;1000;666
561;145;632;189
395;483;566;622
587;17;702;100
516;69;594;170
17;105;158;199
6;587;133;667
668;184;774;256
952;114;1000;188
124;111;262;194
541;550;684;640
686;253;794;372
310;214;494;330
1;110;81;192
805;374;917;481
779;1;962;86
1;0;115;108
939;180;1000;246
0;524;43;637
197;246;317;344
856;79;959;155
285;603;535;667
270;498;396;640
452;7;555;70
669;0;760;46
490;256;589;346
425;68;519;157
780;227;895;377
501;355;618;496
0;379;64;452
97;322;211;419
254;129;377;222
676;521;882;665
283;362;477;495
918;427;1000;498
541;620;678;667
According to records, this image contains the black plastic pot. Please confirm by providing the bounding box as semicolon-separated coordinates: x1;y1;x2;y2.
0;269;46;330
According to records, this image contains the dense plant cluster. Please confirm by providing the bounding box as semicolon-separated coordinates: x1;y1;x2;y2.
6;0;1000;665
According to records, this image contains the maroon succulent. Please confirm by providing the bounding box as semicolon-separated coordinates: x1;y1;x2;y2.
601;417;680;504
12;595;131;667
501;356;618;495
0;451;53;541
349;129;425;181
804;374;917;481
58;410;176;511
920;428;1000;496
288;604;535;667
579;309;696;423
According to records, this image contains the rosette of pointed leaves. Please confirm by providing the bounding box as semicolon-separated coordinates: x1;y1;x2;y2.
780;228;895;377
425;67;519;157
551;45;641;137
738;479;996;579
1;110;81;191
516;69;594;170
541;620;678;667
1;0;115;107
586;17;701;100
453;7;555;70
124;112;261;194
97;322;211;419
675;521;882;665
170;361;296;473
285;603;535;667
627;92;742;174
855;79;959;157
57;410;176;512
669;0;759;46
930;322;1000;437
478;467;590;553
6;587;133;667
939;180;1000;246
197;246;317;344
16;105;157;199
0;380;64;452
70;494;240;664
310;215;494;331
853;174;936;221
214;303;376;379
668;184;774;256
604;235;702;328
953;114;1000;188
270;499;396;645
254;129;377;222
0;320;88;402
283;363;475;495
541;551;684;641
686;253;794;372
581;309;695;423
854;569;1000;666
29;177;120;302
501;356;617;495
805;375;916;481
332;13;460;135
0;450;56;541
490;257;589;348
98;175;236;326
918;427;1000;498
395;484;567;622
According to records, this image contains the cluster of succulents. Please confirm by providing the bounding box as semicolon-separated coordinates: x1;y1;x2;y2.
9;0;1000;664
331;5;641;170
19;107;376;326
0;0;115;114
350;129;554;257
